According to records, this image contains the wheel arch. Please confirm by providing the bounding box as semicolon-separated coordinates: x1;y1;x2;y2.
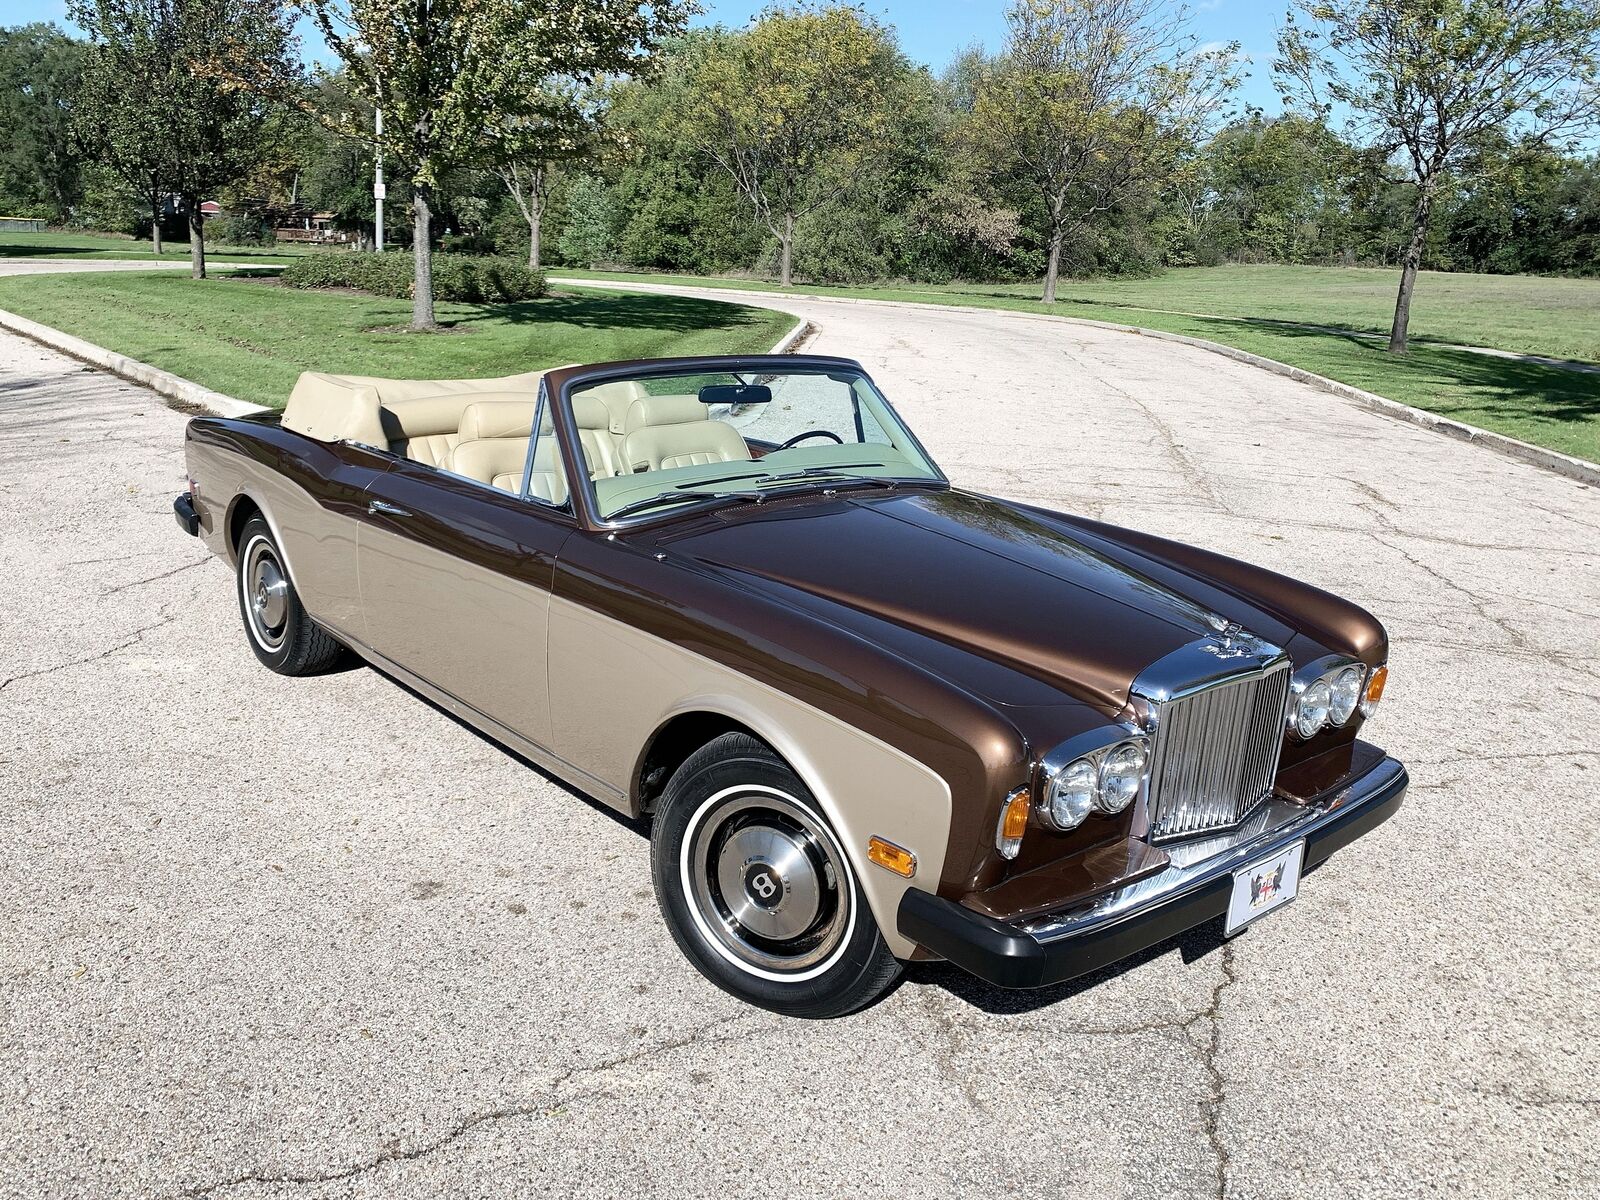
632;695;952;961
221;489;301;590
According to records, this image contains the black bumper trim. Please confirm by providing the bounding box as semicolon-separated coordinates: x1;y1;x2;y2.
173;493;200;537
899;759;1408;990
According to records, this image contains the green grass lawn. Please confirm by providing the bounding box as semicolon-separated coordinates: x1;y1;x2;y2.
558;264;1600;463
0;272;797;409
0;230;320;263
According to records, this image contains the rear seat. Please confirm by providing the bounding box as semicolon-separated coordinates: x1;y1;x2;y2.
381;389;536;468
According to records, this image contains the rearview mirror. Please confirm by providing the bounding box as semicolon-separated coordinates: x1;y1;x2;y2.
699;383;772;406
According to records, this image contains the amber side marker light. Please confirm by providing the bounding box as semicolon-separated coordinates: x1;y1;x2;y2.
1362;664;1389;717
867;836;917;878
995;788;1031;860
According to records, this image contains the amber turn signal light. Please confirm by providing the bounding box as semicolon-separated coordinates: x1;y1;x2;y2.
995;788;1030;860
1362;664;1388;717
867;836;916;878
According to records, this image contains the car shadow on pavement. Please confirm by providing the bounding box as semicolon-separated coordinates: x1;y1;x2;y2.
903;918;1230;1015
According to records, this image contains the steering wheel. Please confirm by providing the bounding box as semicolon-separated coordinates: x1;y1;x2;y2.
776;429;845;450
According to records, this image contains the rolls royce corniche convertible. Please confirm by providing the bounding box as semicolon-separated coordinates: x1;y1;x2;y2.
175;354;1406;1017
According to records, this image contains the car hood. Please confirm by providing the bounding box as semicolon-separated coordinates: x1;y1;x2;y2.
653;488;1287;714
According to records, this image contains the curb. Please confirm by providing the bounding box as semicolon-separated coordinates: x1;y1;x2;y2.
1;294;812;422
769;317;814;355
0;305;266;418
551;277;1600;489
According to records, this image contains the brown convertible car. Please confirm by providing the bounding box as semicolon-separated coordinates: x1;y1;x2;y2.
175;354;1406;1017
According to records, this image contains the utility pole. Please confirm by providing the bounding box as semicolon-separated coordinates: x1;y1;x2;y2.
374;106;386;252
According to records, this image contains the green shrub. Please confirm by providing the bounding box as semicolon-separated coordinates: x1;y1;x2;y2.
211;212;276;247
440;230;496;255
280;252;547;302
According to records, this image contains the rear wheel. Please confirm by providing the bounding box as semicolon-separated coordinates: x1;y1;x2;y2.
650;732;902;1018
235;516;343;675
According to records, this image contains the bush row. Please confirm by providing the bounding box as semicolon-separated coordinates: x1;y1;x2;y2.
280;251;547;302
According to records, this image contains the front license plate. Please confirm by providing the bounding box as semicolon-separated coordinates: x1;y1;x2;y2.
1225;841;1305;935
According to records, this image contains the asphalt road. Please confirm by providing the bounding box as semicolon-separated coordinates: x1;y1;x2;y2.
2;291;1597;1199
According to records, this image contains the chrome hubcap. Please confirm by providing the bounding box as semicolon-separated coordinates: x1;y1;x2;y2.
243;538;289;648
686;791;850;975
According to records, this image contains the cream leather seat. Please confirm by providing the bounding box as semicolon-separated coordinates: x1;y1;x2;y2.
619;396;751;473
381;389;540;467
449;395;626;501
446;400;547;497
574;395;628;480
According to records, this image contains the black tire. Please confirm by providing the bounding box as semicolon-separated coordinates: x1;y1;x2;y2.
234;515;344;676
650;732;902;1018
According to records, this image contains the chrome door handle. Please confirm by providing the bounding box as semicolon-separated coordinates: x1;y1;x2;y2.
367;499;411;517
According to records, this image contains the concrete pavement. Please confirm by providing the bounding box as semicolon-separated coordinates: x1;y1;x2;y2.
2;291;1597;1198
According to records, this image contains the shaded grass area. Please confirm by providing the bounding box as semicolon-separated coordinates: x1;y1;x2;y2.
559;266;1600;463
0;272;797;409
0;230;322;262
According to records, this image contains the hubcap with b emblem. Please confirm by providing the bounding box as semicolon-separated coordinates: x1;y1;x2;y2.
717;822;820;941
685;788;850;975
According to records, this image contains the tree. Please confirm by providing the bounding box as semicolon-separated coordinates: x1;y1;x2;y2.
70;6;175;255
71;0;300;275
1277;0;1600;353
489;95;594;269
679;5;913;286
305;0;690;330
557;174;615;266
967;0;1240;302
0;25;88;221
1203;113;1357;263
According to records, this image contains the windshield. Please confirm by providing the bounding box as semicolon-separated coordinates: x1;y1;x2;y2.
567;366;944;521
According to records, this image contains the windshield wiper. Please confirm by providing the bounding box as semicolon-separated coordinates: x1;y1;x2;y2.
760;464;886;483
606;489;744;521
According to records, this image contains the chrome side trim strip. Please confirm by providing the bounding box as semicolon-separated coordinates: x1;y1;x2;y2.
1022;754;1406;943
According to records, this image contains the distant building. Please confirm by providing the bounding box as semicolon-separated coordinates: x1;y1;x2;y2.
0;217;47;233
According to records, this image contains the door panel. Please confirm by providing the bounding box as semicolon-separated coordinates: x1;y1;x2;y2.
356;461;571;747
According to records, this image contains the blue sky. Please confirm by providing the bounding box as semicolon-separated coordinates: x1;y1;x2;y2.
9;0;1289;113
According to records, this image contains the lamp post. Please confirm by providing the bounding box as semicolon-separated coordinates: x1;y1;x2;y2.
374;106;386;252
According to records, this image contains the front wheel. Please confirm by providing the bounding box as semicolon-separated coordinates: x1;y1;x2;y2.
235;515;344;675
650;733;902;1018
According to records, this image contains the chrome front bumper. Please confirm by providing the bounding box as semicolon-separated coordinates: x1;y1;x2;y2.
898;752;1408;989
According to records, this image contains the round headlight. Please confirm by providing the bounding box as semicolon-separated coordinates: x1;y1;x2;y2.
1097;741;1147;812
1329;666;1363;725
1295;678;1332;739
1047;757;1097;830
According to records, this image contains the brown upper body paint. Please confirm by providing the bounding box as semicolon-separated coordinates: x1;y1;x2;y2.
183;354;1390;936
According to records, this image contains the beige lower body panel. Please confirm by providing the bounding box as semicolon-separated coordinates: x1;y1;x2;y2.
186;441;366;641
548;595;950;959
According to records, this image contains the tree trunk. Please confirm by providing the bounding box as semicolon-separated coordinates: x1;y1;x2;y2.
528;172;544;271
186;196;206;279
1387;180;1435;354
150;196;163;256
412;185;435;330
779;211;795;286
1042;224;1063;303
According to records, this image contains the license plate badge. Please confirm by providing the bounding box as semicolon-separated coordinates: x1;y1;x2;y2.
1225;840;1305;935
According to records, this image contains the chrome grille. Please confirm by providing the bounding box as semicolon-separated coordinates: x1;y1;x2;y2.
1145;662;1291;842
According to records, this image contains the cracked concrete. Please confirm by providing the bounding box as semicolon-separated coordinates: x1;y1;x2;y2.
2;289;1598;1199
